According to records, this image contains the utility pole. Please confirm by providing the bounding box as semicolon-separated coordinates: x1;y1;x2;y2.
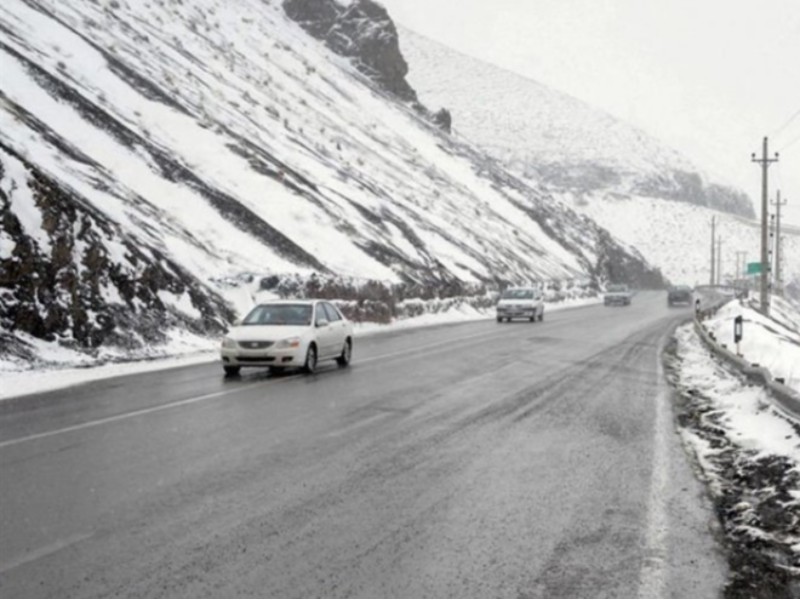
752;137;779;315
716;236;723;285
710;216;716;286
771;191;788;296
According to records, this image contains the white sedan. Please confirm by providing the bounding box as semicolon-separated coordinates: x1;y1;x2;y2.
220;300;353;376
496;287;545;322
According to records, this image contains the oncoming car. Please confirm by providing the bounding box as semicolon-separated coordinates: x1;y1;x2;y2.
603;284;632;306
496;287;544;322
220;300;353;376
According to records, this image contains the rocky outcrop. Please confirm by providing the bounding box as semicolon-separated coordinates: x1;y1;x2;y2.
635;170;755;218
0;145;233;361
432;107;452;134
284;0;417;102
283;0;452;132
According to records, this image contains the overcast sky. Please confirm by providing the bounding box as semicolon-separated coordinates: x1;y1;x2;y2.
379;0;800;226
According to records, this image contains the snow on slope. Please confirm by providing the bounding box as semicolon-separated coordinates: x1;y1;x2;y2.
574;193;800;288
0;0;662;366
0;0;616;287
399;28;688;177
395;27;800;289
398;27;753;218
0;0;625;286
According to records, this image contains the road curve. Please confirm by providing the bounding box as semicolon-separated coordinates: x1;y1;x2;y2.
0;292;725;597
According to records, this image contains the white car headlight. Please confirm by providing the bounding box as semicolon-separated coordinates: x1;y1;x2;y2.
221;337;237;349
275;337;302;349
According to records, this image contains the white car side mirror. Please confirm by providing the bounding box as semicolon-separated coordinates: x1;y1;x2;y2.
316;318;329;328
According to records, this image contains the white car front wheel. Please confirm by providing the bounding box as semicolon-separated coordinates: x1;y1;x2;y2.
336;339;352;367
303;344;318;374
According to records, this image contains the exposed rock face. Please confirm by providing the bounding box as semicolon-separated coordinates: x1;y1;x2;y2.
0;145;233;361
284;0;417;102
521;163;754;218
432;108;452;134
635;170;755;218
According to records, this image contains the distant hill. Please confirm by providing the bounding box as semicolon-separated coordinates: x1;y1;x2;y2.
397;26;800;291
398;27;754;219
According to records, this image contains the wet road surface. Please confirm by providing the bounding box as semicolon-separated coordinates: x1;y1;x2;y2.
0;292;726;597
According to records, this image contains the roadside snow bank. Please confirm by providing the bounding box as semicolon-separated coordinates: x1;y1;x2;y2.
0;296;599;399
667;323;800;596
705;296;800;393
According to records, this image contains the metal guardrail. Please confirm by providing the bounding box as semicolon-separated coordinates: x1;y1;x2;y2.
693;300;800;419
728;212;800;236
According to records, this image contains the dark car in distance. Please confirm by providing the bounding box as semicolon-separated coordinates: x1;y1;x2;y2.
667;285;693;307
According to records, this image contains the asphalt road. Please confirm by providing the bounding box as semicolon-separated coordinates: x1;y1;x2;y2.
0;292;726;598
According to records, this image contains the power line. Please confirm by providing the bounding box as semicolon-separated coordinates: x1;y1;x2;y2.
777;130;800;153
771;105;800;139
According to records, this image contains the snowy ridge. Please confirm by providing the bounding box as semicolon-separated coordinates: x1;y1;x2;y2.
397;26;784;291
573;193;800;289
399;28;689;177
0;0;661;367
399;27;753;218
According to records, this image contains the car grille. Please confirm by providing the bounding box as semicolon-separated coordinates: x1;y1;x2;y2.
237;356;276;362
239;341;274;350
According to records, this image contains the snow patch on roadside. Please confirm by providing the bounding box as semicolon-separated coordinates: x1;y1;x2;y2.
667;323;800;596
705;295;800;394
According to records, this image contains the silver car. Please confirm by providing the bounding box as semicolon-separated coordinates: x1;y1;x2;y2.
603;284;633;306
220;300;354;376
496;287;545;322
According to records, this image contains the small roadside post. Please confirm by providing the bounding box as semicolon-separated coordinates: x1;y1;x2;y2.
734;315;744;356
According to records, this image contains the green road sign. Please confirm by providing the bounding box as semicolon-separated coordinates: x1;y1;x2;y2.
747;262;762;275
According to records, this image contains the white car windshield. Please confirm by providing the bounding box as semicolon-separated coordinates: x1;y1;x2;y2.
607;285;628;293
501;289;535;300
242;304;313;326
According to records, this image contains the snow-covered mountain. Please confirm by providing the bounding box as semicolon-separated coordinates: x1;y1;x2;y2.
0;0;662;366
578;194;800;288
398;28;753;218
398;27;800;290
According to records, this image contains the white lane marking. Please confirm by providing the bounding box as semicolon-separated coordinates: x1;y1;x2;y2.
0;377;297;450
0;325;533;450
0;328;505;450
638;332;671;598
0;532;93;574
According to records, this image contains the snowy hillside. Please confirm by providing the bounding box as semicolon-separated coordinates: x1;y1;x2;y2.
576;197;800;285
395;27;800;292
0;0;662;366
575;194;800;288
398;27;753;218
